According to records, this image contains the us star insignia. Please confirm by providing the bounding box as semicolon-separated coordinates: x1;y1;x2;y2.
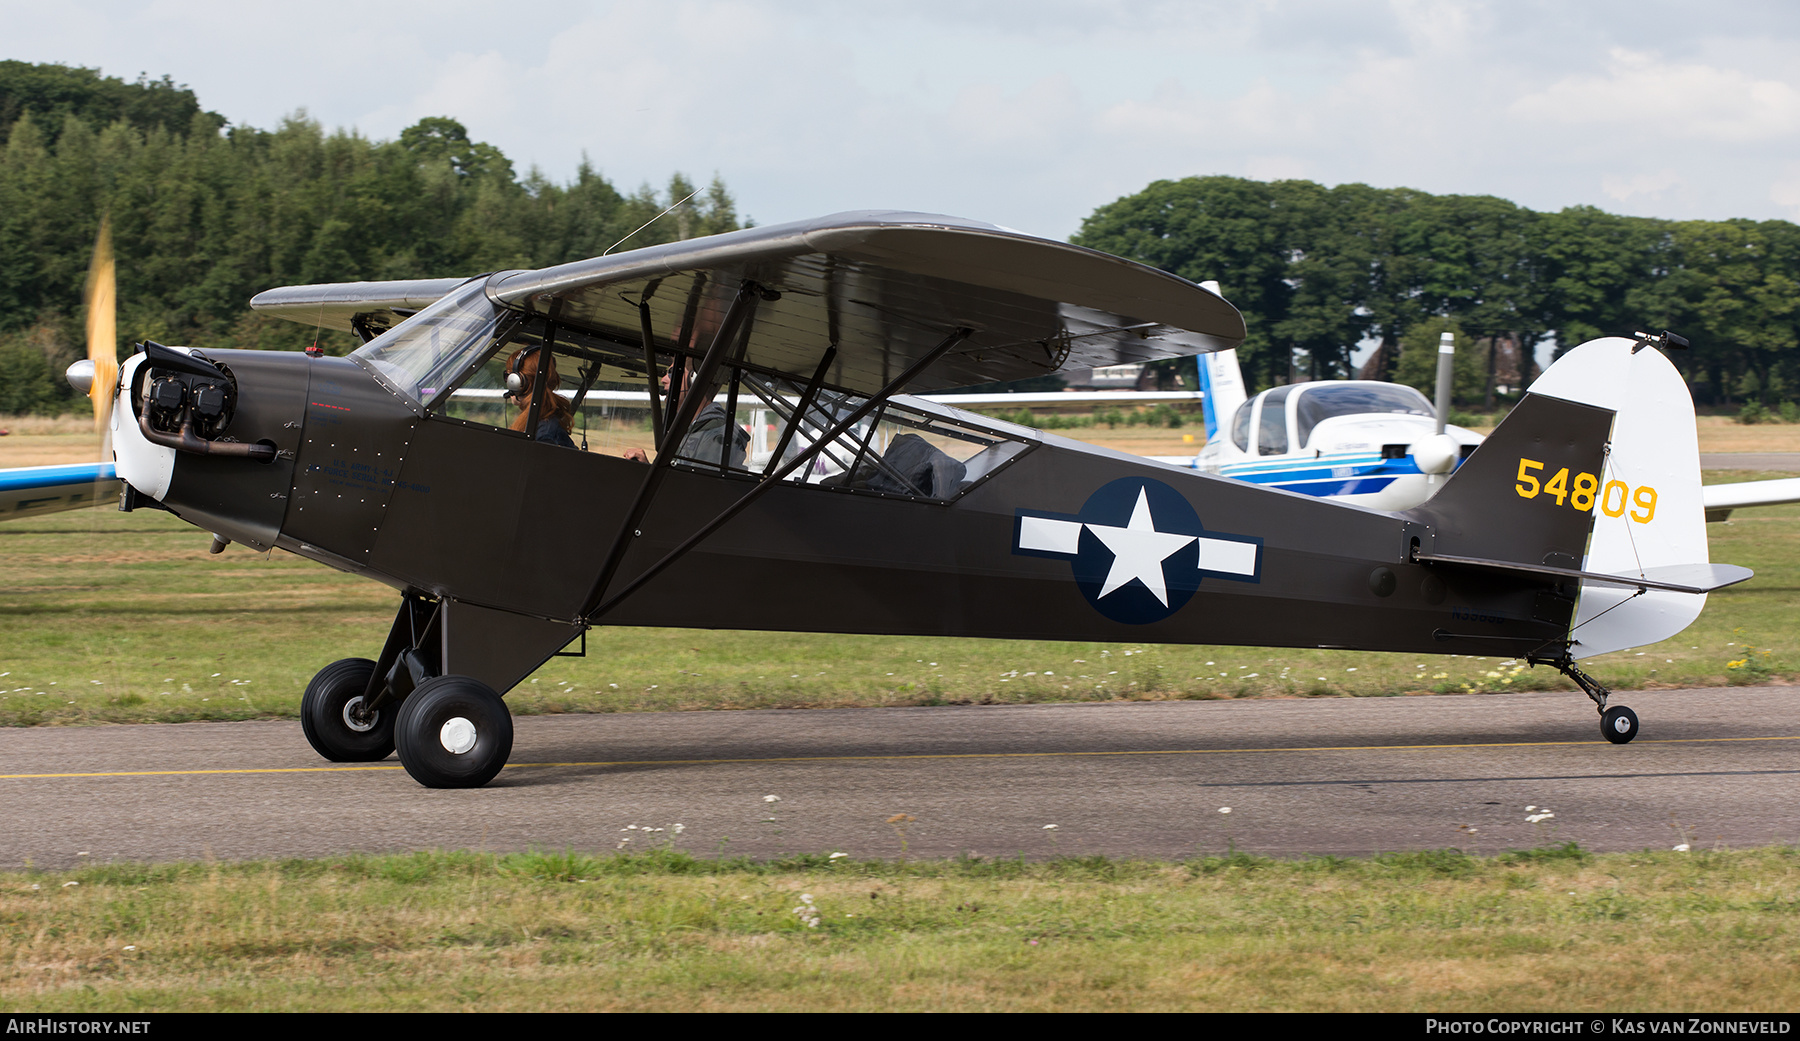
1013;477;1261;624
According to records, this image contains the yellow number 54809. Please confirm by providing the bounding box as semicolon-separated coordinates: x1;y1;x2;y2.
1516;458;1656;523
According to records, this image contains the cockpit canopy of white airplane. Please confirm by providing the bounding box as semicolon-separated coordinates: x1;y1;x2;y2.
1229;381;1437;457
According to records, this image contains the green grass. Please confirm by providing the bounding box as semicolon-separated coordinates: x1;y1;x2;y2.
3;845;1798;1011
1;475;1795;726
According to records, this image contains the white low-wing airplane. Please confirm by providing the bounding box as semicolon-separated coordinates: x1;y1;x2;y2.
1147;332;1485;511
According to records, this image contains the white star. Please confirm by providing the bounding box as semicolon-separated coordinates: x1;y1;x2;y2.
1084;488;1197;606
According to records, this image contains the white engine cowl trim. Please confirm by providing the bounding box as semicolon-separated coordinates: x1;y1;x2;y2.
111;352;177;502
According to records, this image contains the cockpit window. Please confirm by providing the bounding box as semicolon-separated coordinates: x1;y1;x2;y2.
416;308;1033;502
1256;385;1293;456
349;280;503;404
1230;399;1252;452
1293;384;1433;448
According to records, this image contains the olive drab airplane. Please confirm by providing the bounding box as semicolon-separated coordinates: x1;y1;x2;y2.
82;211;1749;788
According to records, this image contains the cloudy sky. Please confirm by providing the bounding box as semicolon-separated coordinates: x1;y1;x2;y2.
9;0;1800;239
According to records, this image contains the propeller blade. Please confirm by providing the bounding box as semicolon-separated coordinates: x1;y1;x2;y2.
84;217;119;439
1432;330;1454;435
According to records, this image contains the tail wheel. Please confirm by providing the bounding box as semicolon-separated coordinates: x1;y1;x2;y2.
393;675;513;789
299;658;394;762
1601;705;1639;744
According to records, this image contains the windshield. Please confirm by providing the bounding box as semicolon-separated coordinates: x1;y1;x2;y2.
350;279;504;403
1294;384;1433;448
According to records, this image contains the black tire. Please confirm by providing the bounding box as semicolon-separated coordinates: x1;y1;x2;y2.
393;675;513;789
1601;705;1639;744
299;658;394;762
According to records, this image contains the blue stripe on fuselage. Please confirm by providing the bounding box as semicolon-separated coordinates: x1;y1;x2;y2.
1218;455;1421;498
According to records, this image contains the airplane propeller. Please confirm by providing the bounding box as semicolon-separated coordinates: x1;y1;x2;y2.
84;216;119;439
63;217;120;509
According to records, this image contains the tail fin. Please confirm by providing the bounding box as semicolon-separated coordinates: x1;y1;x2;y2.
1413;336;1722;658
1531;337;1715;657
1196;348;1245;443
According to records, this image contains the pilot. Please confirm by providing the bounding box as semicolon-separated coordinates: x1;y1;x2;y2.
624;362;748;467
505;346;576;449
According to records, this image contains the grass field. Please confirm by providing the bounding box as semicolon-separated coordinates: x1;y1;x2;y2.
2;845;1797;1011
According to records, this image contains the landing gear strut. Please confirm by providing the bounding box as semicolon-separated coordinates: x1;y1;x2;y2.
298;595;523;787
1530;652;1638;744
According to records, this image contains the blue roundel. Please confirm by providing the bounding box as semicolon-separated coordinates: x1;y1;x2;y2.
1071;478;1203;623
1013;476;1262;625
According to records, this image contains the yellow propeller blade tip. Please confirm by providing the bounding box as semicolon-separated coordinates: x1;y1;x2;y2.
84;218;118;436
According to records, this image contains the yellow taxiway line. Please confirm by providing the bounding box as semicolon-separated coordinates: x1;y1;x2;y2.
4;734;1800;780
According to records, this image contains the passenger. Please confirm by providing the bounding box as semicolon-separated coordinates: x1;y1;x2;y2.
505;346;576;449
624;363;749;467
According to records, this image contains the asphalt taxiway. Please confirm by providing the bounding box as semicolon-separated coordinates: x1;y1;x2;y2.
3;686;1796;868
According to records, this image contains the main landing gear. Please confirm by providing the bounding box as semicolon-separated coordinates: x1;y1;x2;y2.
300;658;393;762
393;676;514;789
1531;653;1639;744
298;596;519;788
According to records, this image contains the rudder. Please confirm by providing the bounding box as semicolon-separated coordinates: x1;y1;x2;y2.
1412;337;1711;659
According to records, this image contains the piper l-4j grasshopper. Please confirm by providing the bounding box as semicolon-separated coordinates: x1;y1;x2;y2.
95;211;1749;788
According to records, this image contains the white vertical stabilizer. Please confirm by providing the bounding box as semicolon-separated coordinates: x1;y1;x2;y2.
1527;337;1708;658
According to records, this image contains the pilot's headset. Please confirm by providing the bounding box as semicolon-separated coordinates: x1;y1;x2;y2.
503;344;557;401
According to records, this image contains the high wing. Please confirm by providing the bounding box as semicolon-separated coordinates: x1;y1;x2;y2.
251;211;1244;394
248;277;473;341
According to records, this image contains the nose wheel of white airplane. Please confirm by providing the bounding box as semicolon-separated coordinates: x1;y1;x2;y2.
393;675;514;788
1601;705;1639;744
300;658;396;762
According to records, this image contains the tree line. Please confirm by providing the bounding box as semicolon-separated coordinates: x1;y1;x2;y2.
1072;176;1800;408
0;61;743;414
6;62;1795;417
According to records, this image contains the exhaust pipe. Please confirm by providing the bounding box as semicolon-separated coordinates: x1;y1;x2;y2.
132;341;276;462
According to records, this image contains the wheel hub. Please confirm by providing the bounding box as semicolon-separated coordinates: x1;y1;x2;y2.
440;716;478;754
1613;714;1633;734
341;696;377;733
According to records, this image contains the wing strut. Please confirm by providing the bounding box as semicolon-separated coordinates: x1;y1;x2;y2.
578;325;974;625
581;281;763;617
636;279;666;442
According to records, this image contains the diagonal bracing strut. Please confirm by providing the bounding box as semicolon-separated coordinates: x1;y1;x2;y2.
578;326;973;624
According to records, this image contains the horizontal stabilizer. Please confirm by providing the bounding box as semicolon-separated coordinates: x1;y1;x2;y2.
1417;553;1752;594
1703;477;1800;522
